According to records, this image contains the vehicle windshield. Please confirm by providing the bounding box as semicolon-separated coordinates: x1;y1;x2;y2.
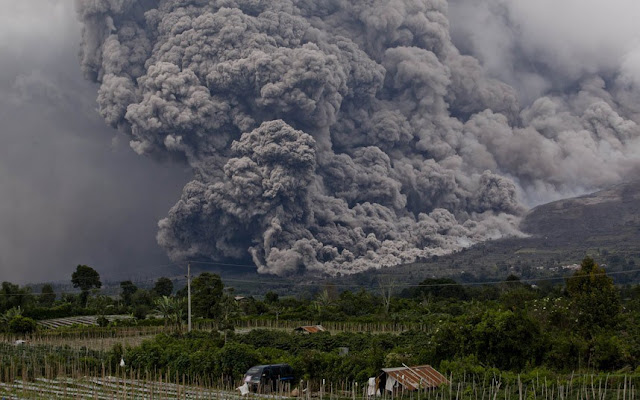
246;367;262;376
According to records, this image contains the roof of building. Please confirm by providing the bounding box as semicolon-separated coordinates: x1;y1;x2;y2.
294;325;326;333
381;365;449;390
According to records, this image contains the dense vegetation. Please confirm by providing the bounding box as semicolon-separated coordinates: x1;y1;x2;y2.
2;257;640;385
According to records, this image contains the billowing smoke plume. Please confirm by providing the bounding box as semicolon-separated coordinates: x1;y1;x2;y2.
75;0;640;275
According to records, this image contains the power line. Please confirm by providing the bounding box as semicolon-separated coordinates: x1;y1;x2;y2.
188;260;259;269
2;267;640;297
400;268;640;288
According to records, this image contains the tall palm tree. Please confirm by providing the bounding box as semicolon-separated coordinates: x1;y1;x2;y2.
0;307;23;325
172;298;186;330
155;296;186;330
154;296;173;328
314;289;333;313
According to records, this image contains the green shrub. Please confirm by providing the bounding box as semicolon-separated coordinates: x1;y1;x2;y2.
24;304;80;320
133;305;149;320
218;342;260;379
9;316;37;335
590;334;629;370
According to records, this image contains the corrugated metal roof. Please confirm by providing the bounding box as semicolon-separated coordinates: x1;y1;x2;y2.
294;325;326;333
381;365;449;390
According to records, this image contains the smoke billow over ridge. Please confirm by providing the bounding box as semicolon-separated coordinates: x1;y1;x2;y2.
76;0;640;275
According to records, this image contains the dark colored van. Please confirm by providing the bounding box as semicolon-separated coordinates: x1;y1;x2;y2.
243;364;294;392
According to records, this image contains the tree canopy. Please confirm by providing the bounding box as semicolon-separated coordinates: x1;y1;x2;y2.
152;277;174;297
191;273;224;319
566;256;620;334
407;278;469;300
120;281;138;306
71;265;101;306
39;284;56;307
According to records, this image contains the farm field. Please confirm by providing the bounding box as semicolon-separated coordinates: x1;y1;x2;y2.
36;315;134;329
4;319;421;352
0;376;268;399
25;333;156;352
2;331;640;400
1;369;639;400
1;257;639;399
19;326;169;351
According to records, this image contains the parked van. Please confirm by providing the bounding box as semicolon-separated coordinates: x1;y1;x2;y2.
243;364;294;392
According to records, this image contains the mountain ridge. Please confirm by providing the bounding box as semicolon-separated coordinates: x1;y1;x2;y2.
322;180;640;294
522;180;640;240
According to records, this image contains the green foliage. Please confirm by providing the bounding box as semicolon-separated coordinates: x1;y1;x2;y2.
544;333;587;371
120;281;138;306
0;281;34;313
131;289;154;309
0;343;109;379
152;277;174;297
0;257;637;382
24;303;87;320
218;342;260;378
71;265;101;306
96;316;110;327
238;297;269;316
154;296;185;328
264;291;279;304
472;310;543;370
87;295;114;317
9;315;37;335
566;256;621;334
60;293;79;306
218;291;239;331
499;287;539;311
428;319;475;365
39;284;56;307
0;307;24;333
71;279;640;386
125;330;393;383
127;332;225;376
133;305;149;320
191;273;224;319
337;289;378;316
408;278;469;301
589;333;630;370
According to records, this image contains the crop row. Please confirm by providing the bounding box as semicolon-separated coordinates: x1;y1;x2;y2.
0;377;258;399
37;315;134;329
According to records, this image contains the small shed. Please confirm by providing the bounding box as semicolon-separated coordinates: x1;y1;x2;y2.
294;325;326;334
380;365;448;392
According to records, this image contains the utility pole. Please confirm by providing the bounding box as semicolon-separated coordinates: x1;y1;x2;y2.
187;262;192;332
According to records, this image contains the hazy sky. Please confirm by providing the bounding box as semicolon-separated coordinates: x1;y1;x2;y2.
0;1;190;284
448;0;640;102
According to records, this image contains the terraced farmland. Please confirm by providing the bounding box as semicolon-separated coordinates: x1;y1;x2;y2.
37;315;134;329
3;325;168;351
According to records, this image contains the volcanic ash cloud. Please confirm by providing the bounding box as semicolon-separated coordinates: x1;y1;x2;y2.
76;0;640;275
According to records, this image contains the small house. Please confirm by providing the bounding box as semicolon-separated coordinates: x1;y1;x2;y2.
379;365;448;393
294;325;326;334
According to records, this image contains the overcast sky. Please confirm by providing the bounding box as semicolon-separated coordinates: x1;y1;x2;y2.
448;0;640;102
0;1;190;284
